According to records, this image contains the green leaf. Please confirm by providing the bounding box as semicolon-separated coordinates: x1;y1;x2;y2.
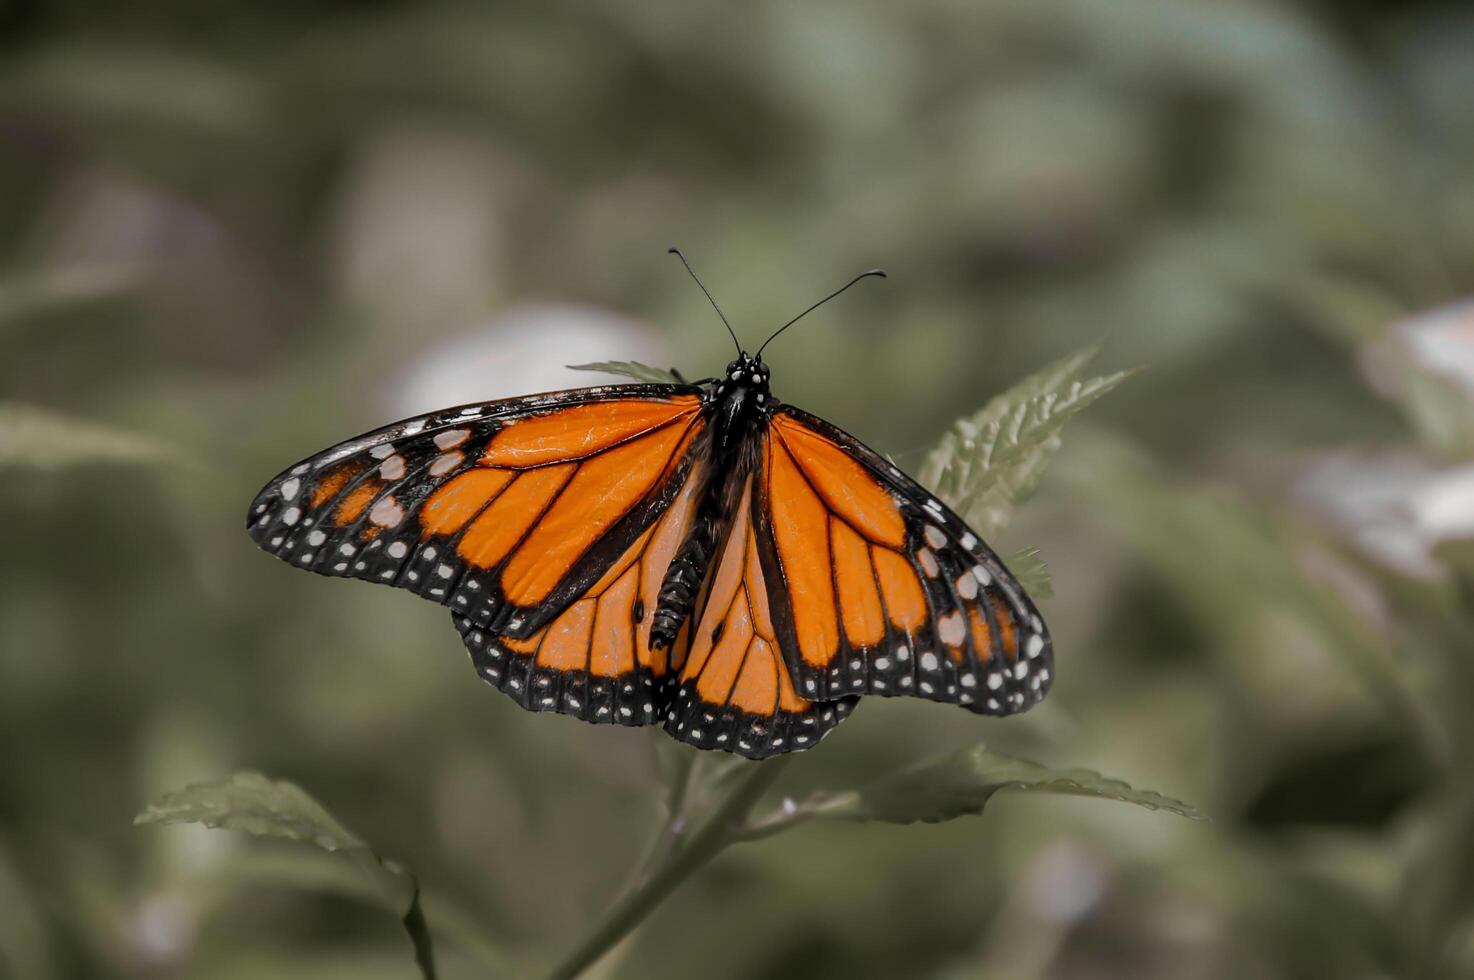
568;360;685;384
134;771;364;850
137;772;439;979
920;347;1135;537
0;402;176;469
1005;546;1053;598
755;745;1201;832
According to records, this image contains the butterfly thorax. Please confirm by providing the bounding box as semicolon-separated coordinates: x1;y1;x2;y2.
709;353;772;455
649;353;771;650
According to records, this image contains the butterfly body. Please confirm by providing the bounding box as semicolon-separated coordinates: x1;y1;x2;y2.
248;351;1052;759
651;353;770;648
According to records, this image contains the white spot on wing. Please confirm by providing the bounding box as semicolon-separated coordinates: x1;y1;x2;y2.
279;478;300;501
429;451;464;477
924;524;947;549
281;507;301;526
918;549;940;578
379;455;407;480
959;566;991;604
433;428;470;450
312;445;362;470
938;612;965;646
369;496;404;527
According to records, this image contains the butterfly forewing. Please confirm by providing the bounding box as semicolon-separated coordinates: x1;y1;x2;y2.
755;408;1053;715
246;384;706;637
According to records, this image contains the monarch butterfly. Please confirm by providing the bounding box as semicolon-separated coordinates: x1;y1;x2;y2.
246;251;1052;759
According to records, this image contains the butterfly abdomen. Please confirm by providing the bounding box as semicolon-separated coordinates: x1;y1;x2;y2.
650;514;718;650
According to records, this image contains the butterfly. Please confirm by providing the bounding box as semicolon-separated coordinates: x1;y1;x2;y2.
246;250;1052;759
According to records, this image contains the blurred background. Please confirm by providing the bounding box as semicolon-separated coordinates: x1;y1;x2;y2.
3;0;1474;977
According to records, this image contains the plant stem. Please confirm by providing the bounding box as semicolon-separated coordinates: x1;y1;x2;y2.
731;794;829;843
544;757;791;980
666;751;703;821
400;878;438;980
616;753;695;896
631;751;705;883
343;850;439;979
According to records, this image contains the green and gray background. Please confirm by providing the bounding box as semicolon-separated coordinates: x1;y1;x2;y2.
3;1;1474;977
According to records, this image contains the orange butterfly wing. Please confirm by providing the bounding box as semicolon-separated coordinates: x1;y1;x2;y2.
755;408;1053;715
662;474;857;757
452;453;710;724
246;386;705;639
249;381;1051;755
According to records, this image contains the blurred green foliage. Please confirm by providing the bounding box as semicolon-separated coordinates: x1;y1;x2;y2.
3;0;1474;978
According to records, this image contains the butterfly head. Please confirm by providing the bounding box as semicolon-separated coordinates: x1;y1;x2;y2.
724;353;768;385
717;353;770;402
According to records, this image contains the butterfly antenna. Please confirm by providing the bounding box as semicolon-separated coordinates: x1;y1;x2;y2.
668;247;742;356
755;269;887;357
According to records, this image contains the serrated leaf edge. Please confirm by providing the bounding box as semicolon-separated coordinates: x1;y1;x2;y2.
568;360;684;384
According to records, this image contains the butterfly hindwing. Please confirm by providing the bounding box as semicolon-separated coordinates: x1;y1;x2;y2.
755;407;1053;716
663;473;858;759
246;384;706;638
451;454;710;726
